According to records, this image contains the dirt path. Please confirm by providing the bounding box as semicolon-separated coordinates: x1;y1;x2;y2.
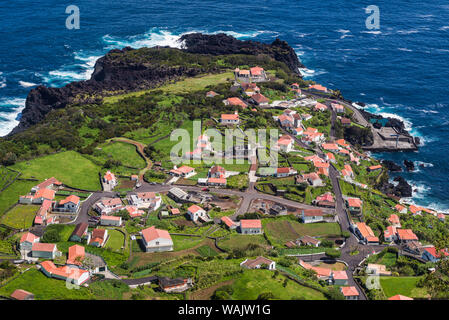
189;279;236;300
109;137;153;180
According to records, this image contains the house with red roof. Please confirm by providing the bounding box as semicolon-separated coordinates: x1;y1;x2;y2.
32;242;58;259
125;205;145;218
103;171;118;189
239;219;263;235
345;197;362;215
353;222;378;244
249;66;267;81
384;225;397;242
39;260;90;286
31;177;62;193
409;205;423;215
169;165;196;178
19;232;40;251
140;226;173;252
275;167;297;178
340;117;351;126
220;111;240;125
308;84;328;93
422;246;449;263
314;102;328;111
326;152;336;163
20;188;56;205
301;209;324;224
187;205;208;222
223;97;247;108
10;289;34;300
332;271;349;286
396;229;418;244
313;192;335;208
207;177;227;187
276;135;294;153
388;214;401;228
368;165;382;172
278;114;294;128
340;286;359;300
240;256;276;270
331;103;345;113
241;82;260;96
221;216;237;230
54;195;80;213
89;228;108;247
66;244;85;266
128;191;162;210
206;91;218;98
100;215;122;227
94;197;123;215
299;260;333;282
302;172;324;187
322;143;339;152
250;93;269;107
388;294;413;300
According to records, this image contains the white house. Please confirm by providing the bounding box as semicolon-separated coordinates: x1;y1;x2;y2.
103;171;118;188
240;256;276;270
187;205;208;222
301;209;325;223
94;197;123;215
19;232;40;251
276;135;294;153
128;192;162;210
100;215;122;227
221;111;240;125
141;226;173;252
53;195;80;213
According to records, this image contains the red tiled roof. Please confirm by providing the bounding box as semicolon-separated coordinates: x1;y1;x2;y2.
11;289;33;300
221;113;239;121
347;198;362;208
20;232;39;244
250;66;264;76
59;195;80;205
36;177;62;190
227;97;247;107
240;219;262;229
333;270;348;280
67;245;85;265
388;294;413;300
208;177;226;184
34;188;55;200
341;286;359;297
188;205;204;213
396;229;418;241
101;215;121;221
251;93;269;104
388;214;400;225
303;209;324;217
32;242;56;252
141;226;172;242
221;216;236;228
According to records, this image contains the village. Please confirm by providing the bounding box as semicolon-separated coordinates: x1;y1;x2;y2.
0;63;446;301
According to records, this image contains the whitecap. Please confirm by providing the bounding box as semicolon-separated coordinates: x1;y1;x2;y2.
397;48;412;52
439;26;449;31
377;112;413;131
19;81;38;88
360;30;382;35
397;30;420;35
0;98;26;137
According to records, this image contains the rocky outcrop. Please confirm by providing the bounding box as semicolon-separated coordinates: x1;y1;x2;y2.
404;160;415;172
9;34;304;136
381;160;402;172
378;176;412;198
180;33;304;74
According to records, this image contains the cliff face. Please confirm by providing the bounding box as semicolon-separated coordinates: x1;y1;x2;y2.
180;33;304;74
9;34;303;136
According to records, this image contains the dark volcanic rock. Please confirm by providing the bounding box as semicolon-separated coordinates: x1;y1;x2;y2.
404;160;415;172
379;176;412;198
381;160;402;172
180;33;304;74
9;33;304;136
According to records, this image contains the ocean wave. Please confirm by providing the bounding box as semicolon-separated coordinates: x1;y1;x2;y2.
397;48;413;52
377;112;413;131
0;72;5;88
298;67;328;78
397;29;420;35
19;81;37;88
0;98;26;137
410;182;431;200
415;161;434;168
360;30;382;35
439;26;449;31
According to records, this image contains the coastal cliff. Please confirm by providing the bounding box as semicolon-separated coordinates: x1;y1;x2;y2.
9;34;303;136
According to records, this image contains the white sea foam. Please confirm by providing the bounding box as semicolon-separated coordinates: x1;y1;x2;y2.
298;67;327;78
19;81;37;88
397;29;420;35
410;182;431;200
377;112;413;131
439;26;449;31
0;98;26;137
360;30;382;35
397;48;412;52
0;72;5;88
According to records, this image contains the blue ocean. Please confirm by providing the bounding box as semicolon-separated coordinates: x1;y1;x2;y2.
1;1;448;211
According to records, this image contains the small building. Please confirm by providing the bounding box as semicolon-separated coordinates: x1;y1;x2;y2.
239;219;262;234
66;244;85;266
223;97;247;108
270;204;287;216
250;93;269;107
276;167;297;178
10;289;34;301
158;277;193;293
353;222;378;244
220;112;240;125
346;198;362;215
31;243;57;259
141;226;173;252
94;197;123;215
422;246;449;263
169;165;196;178
209;165;226;179
395;204;407;214
207;177;227;187
388;294;413;300
302;173;324;187
54;195;80;213
187;205;208;222
221;216;237;230
128;192;162;210
396;229;418;244
168;187;189;202
125;205;145;218
368;165;382;172
206;91;218;98
340;117;351;126
331;103;345;113
103;171;118;189
384;225;397;242
39;261;89;286
19;232;40;251
332;271;348;286
69;223;89;243
308;84;328;93
299;235;321;247
340;286;359;300
301;209;324;224
240;256;276;270
31;177;62;193
276;135;294;153
366;263;391;276
388;214;401;228
100;215;122;227
314;102;328;112
89;229;108;247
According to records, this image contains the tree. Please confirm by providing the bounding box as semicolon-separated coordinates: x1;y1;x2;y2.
342;231;351;239
327;287;345;300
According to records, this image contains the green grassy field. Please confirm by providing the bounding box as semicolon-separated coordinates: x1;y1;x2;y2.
172;235;204;251
0;269;93;300
379;276;429;299
0;167;18;191
96;141;146;168
0;179;36;214
231;269;327;300
196;245;219;257
218;234;269;251
10;151;101;190
0;204;39;229
104;229;125;251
